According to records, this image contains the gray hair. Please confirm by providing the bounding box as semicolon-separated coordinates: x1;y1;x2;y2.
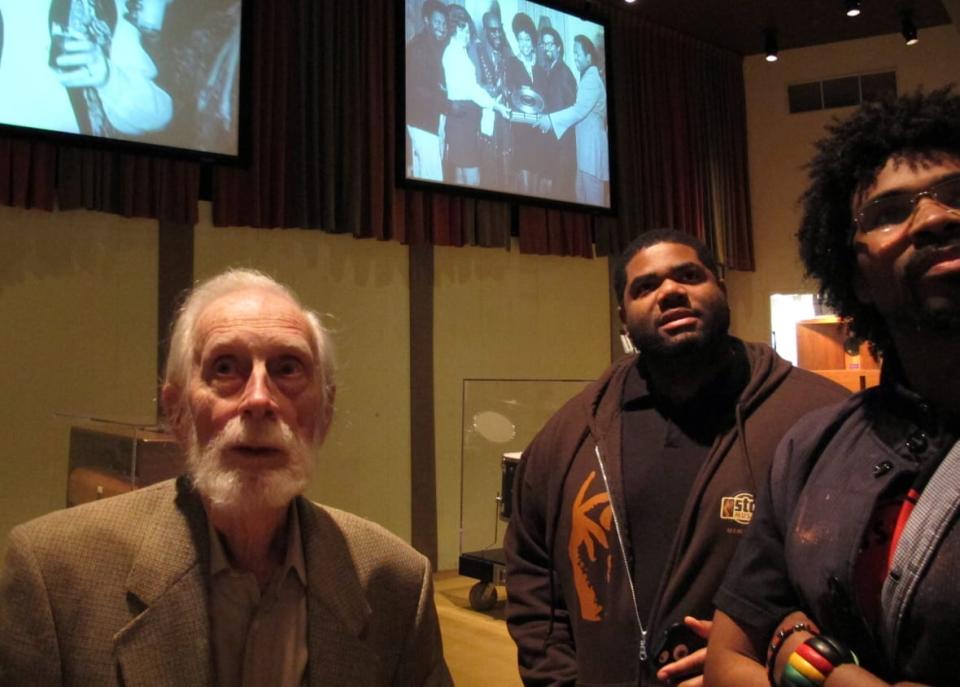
163;268;335;429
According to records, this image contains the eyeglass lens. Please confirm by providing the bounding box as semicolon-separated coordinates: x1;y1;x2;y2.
857;176;960;232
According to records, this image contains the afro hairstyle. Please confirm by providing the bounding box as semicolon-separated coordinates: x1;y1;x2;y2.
797;86;960;354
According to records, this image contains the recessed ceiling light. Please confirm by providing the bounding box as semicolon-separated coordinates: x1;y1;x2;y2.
764;28;779;63
901;11;919;45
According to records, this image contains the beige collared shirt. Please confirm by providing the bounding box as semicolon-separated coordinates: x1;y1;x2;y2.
209;504;308;687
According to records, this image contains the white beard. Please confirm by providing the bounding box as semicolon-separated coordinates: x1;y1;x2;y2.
186;415;315;516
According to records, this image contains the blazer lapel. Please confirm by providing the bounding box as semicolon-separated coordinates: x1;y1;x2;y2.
113;478;214;686
298;499;382;687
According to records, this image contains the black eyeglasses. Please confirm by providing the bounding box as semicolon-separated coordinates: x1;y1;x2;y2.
854;175;960;234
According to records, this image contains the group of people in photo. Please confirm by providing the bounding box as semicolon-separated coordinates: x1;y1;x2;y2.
405;0;610;207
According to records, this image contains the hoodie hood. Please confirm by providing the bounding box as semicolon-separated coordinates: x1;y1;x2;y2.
580;339;794;442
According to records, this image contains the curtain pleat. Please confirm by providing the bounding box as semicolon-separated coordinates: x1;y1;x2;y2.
0;138;56;210
0;138;198;223
600;12;753;265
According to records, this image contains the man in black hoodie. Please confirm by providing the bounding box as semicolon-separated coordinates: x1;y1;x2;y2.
505;228;848;686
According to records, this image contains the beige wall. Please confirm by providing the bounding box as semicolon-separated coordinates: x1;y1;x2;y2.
0;203;416;550
193;206;414;541
0;205;158;554
0;200;612;571
433;244;610;569
726;25;960;345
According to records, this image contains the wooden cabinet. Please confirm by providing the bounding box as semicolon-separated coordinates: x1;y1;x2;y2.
796;316;880;392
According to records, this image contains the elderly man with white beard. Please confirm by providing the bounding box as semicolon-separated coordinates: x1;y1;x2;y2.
0;269;452;687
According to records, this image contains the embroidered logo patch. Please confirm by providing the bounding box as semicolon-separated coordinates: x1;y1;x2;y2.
720;492;755;525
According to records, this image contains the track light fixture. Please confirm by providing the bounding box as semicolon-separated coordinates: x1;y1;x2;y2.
901;11;919;45
844;0;861;17
764;28;779;62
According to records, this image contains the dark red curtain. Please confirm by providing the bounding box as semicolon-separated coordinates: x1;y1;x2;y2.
0;139;198;223
0;138;57;211
596;10;754;267
0;0;753;267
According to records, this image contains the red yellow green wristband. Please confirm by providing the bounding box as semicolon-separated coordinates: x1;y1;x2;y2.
795;642;833;676
787;650;826;684
779;635;859;687
782;662;818;687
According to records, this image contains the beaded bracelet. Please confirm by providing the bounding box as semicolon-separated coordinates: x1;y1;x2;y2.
779;635;859;687
766;622;812;687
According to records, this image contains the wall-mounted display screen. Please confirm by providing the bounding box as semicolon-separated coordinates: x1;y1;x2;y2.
0;0;243;160
402;0;612;211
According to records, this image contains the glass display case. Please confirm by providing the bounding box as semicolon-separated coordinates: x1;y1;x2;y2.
66;417;184;507
458;378;590;610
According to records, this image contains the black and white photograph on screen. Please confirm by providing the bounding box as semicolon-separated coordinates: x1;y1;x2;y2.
138;0;242;155
403;0;610;209
0;0;242;158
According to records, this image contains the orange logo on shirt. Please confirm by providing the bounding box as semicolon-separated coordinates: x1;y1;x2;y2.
568;471;613;621
719;492;755;525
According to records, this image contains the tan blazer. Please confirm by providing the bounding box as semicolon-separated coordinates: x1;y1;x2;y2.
0;478;452;686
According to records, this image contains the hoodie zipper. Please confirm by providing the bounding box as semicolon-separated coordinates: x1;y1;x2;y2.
594;444;648;664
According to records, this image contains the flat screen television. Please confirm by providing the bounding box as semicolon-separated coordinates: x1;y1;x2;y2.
402;0;613;212
0;0;244;161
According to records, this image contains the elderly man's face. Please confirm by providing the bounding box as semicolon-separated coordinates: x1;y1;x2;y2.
182;289;325;511
189;289;321;448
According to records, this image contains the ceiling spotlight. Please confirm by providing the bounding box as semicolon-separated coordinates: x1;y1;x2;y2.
764;28;779;62
844;0;861;17
901;11;919;45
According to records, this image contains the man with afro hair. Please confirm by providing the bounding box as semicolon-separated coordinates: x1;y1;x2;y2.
707;88;960;686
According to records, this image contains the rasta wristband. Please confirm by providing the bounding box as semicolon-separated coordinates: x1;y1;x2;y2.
767;622;812;687
778;635;859;687
786;651;825;684
782;663;818;687
795;642;833;675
